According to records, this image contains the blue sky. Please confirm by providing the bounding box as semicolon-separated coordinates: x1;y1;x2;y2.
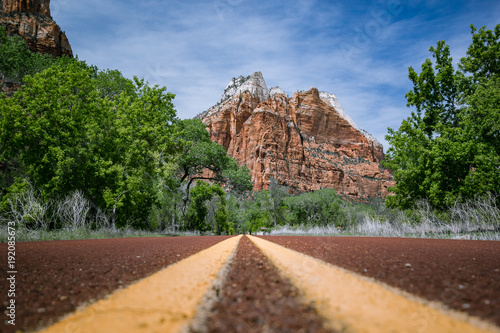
51;0;499;151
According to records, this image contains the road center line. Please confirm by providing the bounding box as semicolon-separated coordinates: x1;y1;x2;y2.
248;235;499;333
39;235;242;333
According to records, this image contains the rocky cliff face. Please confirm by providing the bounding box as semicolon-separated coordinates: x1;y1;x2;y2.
198;72;394;200
0;0;72;57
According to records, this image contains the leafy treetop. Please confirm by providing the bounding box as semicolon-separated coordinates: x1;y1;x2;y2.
384;24;500;209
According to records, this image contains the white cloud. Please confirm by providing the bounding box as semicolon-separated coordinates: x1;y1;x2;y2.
51;0;497;153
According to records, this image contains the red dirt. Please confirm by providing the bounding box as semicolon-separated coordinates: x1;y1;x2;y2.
260;236;500;327
2;235;499;333
197;236;333;333
0;236;231;333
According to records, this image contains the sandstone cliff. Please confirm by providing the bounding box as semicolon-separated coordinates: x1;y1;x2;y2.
198;72;394;200
0;0;72;57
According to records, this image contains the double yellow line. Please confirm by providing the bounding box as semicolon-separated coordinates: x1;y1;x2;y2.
39;235;499;333
39;235;242;333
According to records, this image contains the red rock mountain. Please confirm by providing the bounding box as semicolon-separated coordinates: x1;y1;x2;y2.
0;0;72;57
198;72;394;200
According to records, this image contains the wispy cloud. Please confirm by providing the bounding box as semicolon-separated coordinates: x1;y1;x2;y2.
52;0;498;151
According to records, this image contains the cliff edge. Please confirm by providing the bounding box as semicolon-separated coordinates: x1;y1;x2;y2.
0;0;72;57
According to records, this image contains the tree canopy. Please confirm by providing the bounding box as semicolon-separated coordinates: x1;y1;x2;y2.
185;180;227;233
384;24;500;209
0;59;180;227
0;38;253;231
176;118;253;195
0;26;56;83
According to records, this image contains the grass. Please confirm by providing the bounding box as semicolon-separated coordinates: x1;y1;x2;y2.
2;186;499;241
0;187;204;242
265;196;500;241
0;225;202;242
267;220;500;240
2;221;498;242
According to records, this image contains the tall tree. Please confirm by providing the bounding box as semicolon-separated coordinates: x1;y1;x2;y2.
0;59;179;227
185;180;226;233
384;24;500;209
268;177;289;227
405;40;464;136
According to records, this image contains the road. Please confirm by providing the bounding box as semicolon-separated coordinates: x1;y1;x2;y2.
1;235;499;332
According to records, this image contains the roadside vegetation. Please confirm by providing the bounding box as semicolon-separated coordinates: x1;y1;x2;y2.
383;24;500;210
0;24;499;241
270;194;500;241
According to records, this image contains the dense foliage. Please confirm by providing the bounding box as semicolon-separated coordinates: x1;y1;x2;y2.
0;26;56;82
0;60;180;228
384;24;500;209
222;185;371;235
0;32;252;233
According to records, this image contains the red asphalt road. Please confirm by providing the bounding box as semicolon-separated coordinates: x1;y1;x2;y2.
260;236;500;327
1;235;499;332
0;236;231;333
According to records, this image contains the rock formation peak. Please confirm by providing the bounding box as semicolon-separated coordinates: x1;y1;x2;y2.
198;72;394;199
220;71;269;104
0;0;72;57
269;86;286;97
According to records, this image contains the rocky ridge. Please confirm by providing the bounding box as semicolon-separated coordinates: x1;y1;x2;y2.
198;72;394;200
0;0;73;57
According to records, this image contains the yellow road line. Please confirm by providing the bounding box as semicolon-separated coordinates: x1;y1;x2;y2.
248;235;500;333
39;235;242;333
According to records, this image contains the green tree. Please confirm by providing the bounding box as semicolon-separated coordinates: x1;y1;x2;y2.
455;77;500;199
149;177;184;231
205;194;230;235
0;26;56;83
185;180;226;233
284;188;346;226
268;177;289;226
459;25;500;82
222;160;253;195
384;24;500;209
97;76;179;228
240;190;273;234
0;59;179;228
95;68;136;100
176;119;251;190
405;40;464;135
